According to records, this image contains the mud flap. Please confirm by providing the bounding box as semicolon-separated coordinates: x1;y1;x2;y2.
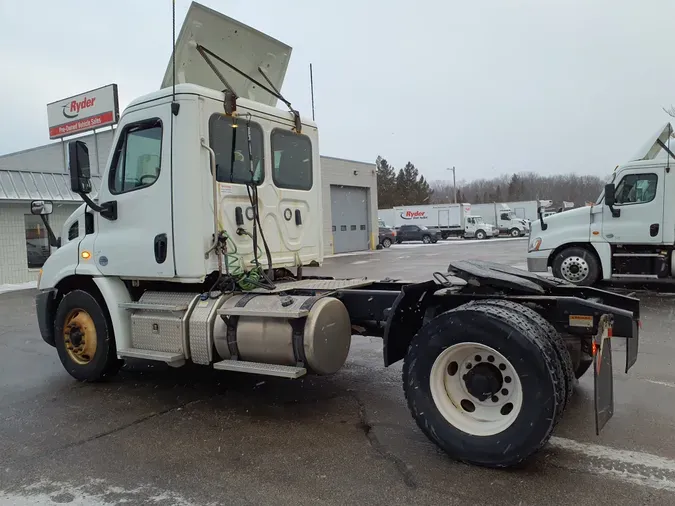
594;314;614;435
625;319;639;373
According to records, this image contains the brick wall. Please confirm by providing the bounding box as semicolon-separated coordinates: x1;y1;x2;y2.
0;202;78;285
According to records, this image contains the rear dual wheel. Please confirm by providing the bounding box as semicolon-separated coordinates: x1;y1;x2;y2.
403;301;568;467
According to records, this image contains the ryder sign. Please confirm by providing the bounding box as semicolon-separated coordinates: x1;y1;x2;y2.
47;84;119;139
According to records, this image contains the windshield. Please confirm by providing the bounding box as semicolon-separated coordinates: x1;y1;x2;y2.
419;226;429;230
474;217;484;223
596;171;617;204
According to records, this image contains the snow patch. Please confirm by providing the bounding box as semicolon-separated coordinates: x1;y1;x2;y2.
0;281;37;294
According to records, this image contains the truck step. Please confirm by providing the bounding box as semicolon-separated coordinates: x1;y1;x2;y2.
612;253;662;258
119;302;190;311
610;274;659;279
213;360;307;378
117;348;185;363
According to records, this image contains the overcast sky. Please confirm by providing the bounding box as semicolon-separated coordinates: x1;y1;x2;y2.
1;0;674;183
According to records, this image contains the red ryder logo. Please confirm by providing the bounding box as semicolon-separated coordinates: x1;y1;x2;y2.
62;97;97;119
401;210;426;220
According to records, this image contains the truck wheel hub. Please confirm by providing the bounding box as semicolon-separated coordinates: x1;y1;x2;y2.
464;363;503;401
63;309;98;365
561;256;589;282
429;342;523;436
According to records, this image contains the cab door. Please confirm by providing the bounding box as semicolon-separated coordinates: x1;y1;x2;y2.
92;104;175;278
602;168;664;244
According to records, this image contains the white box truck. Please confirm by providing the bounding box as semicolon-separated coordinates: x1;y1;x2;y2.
527;122;675;286
470;203;529;237
378;204;499;239
30;1;640;469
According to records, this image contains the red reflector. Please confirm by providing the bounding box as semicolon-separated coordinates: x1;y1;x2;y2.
638;320;643;329
607;327;613;337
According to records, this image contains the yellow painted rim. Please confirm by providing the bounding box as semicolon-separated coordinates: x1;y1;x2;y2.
63;309;97;365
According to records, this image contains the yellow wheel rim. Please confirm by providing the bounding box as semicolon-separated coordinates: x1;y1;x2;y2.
63;309;97;365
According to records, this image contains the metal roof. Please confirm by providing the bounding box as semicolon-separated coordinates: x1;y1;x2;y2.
0;170;101;202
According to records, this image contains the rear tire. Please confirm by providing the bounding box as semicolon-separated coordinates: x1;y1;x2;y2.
382;238;392;248
552;246;600;286
54;290;122;382
475;230;487;240
403;301;565;468
468;299;575;416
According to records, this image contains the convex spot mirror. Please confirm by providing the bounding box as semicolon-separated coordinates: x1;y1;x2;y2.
30;200;53;215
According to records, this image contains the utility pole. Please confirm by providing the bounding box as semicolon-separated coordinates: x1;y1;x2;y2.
447;167;457;203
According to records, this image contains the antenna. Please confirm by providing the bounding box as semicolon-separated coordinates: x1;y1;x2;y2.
310;63;315;121
170;0;179;116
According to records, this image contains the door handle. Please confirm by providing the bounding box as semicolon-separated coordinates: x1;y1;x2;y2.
650;223;660;237
154;234;168;264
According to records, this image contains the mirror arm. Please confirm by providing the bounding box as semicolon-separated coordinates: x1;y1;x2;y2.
79;193;117;221
608;203;620;218
39;215;61;248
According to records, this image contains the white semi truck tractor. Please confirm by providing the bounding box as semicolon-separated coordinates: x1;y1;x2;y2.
527;123;675;286
33;1;640;469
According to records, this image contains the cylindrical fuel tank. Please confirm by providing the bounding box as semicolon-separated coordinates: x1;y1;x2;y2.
214;295;352;375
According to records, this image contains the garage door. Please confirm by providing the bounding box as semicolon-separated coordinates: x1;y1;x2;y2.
331;185;369;254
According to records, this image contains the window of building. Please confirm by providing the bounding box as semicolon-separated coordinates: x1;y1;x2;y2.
272;129;312;191
614;173;658;205
209;114;264;184
109;120;162;194
25;215;50;268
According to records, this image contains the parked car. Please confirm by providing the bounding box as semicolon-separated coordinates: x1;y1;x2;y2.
378;227;396;248
395;224;439;244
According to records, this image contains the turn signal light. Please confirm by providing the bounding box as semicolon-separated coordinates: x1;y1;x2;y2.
81;250;92;260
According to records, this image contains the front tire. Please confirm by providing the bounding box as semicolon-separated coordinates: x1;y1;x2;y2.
54;290;122;382
382;238;392;248
422;235;432;244
552;247;600;286
509;228;521;237
403;302;565;468
475;229;487;240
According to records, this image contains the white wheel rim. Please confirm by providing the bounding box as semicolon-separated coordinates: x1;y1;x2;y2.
560;256;589;283
430;342;523;436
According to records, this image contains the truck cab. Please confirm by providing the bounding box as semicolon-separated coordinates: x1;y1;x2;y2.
496;206;529;237
464;215;499;240
527;122;675;285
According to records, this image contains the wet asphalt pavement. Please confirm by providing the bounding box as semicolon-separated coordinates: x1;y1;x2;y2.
1;237;675;505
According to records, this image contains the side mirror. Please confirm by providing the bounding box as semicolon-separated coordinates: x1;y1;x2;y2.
68;140;92;194
604;183;615;207
30;200;53;215
537;206;548;231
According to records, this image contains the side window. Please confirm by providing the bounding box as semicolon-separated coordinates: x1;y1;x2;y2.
614;173;658;205
500;213;510;221
25;215;50;268
272;129;312;190
209;114;264;185
68;221;79;241
109;120;162;194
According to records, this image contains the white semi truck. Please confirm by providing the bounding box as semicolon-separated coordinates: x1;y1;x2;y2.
33;1;640;469
377;203;499;239
527;123;675;286
469;203;529;237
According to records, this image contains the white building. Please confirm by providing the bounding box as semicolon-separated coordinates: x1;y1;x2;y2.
0;129;378;285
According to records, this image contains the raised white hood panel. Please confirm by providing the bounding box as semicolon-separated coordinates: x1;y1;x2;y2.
161;1;292;107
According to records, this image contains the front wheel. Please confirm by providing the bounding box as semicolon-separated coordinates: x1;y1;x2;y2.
54;290;122;382
509;228;521;237
403;302;565;468
475;230;487;240
552;247;600;286
422;235;432;244
381;238;392;248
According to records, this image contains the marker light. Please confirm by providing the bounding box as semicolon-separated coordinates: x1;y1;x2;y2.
81;251;92;260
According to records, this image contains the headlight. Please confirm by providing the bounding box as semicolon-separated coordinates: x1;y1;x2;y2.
529;237;542;252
